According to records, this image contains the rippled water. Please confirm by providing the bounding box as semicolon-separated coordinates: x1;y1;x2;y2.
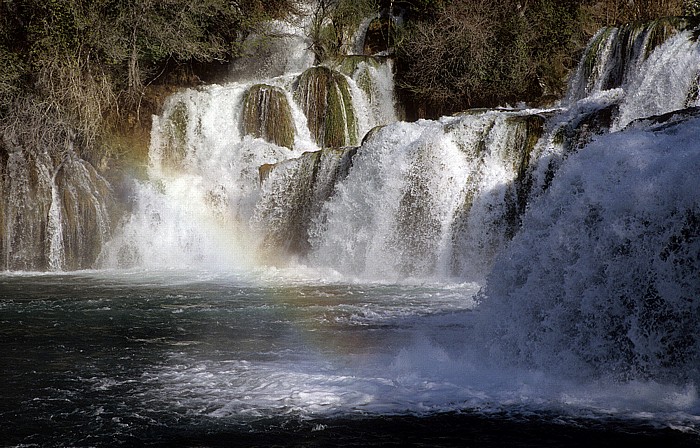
0;270;698;447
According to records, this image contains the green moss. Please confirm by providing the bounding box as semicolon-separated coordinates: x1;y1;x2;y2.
644;17;686;59
242;84;295;149
295;66;358;148
582;27;615;88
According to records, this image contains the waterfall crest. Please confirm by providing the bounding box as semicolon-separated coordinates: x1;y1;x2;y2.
566;18;688;103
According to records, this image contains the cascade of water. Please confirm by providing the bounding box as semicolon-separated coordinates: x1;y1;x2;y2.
102;42;398;269
614;30;700;129
306;110;545;281
253;147;357;259
329;56;398;127
102;82;305;270
1;146;53;270
47;166;66;271
1;140;113;271
102;10;700;293
566;18;687;103
350;16;377;55
228;18;315;82
476;112;700;383
57;153;114;270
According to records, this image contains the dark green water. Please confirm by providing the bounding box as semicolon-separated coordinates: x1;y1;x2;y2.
1;271;697;447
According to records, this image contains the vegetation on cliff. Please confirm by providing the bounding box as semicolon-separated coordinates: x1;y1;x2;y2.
0;0;301;173
393;0;694;117
1;0;698;165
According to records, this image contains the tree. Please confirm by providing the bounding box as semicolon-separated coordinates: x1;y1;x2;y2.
310;0;378;61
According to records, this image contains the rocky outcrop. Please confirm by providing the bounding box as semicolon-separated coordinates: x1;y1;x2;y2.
242;84;295;149
295;66;358;148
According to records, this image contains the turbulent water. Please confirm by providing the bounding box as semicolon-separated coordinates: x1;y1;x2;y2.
1;270;698;447
2;13;700;447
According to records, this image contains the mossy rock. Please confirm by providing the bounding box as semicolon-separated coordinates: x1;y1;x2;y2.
644;17;687;58
258;163;276;184
328;55;382;77
295;66;358;148
242;84;295;149
361;125;385;145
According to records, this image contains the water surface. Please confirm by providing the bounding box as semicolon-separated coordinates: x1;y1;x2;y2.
1;270;697;446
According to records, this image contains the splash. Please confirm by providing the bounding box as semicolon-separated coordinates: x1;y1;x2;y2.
476;111;700;384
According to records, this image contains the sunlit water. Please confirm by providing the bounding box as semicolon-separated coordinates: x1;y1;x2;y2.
1;269;698;447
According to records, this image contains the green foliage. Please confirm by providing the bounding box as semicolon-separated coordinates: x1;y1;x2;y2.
395;0;590;115
310;0;378;61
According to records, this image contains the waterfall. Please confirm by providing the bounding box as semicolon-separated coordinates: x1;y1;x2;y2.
614;30;700;129
0;3;693;392
101;13;400;270
565;18;700;130
47;168;66;271
1;145;52;270
329;56;398;127
308;110;545;281
566;18;687;103
475;110;700;383
253;147;357;259
100;14;700;286
0;140;113;271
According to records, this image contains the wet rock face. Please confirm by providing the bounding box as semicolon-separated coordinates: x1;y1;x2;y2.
159;100;189;171
242;84;295;149
0;144;52;270
254;147;358;258
0;139;113;271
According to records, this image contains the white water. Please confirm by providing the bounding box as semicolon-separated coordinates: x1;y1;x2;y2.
103;50;398;270
94;14;700;433
47;167;65;271
615;30;700;129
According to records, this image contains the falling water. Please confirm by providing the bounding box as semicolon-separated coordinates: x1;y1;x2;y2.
47;168;66;271
3;11;700;446
1;140;112;271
